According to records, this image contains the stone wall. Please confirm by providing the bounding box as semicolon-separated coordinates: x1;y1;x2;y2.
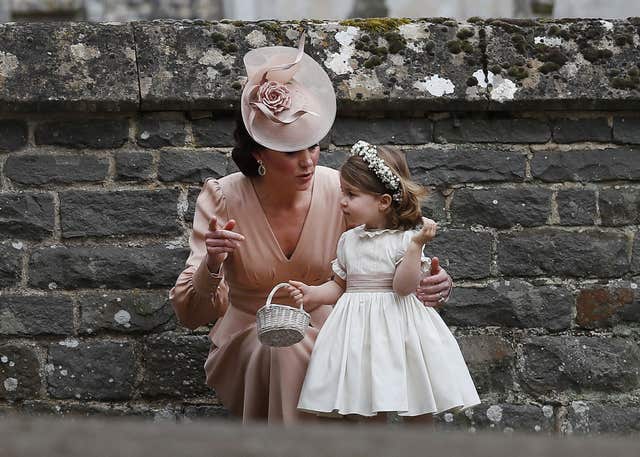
0;18;639;434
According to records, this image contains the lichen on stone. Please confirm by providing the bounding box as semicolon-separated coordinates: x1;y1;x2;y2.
338;18;412;34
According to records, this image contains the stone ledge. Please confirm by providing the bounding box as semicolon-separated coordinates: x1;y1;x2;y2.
0;18;639;113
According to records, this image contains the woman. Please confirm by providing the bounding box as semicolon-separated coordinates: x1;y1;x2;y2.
170;33;453;424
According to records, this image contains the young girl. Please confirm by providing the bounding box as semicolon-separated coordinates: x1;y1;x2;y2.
288;140;480;421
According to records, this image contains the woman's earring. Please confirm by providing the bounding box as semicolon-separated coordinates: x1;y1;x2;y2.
257;160;266;176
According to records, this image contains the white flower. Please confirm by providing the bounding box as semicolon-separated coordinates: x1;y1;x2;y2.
350;140;402;202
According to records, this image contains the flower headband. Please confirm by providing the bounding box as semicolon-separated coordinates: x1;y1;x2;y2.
350;140;402;202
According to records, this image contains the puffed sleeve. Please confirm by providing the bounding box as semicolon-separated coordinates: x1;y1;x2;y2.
394;229;432;273
330;231;348;280
169;178;230;329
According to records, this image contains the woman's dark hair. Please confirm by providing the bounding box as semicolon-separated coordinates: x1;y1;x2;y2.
231;113;264;176
340;145;428;230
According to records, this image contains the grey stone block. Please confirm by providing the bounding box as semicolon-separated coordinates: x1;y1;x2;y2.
427;229;493;279
556;189;597;225
60;189;180;238
575;283;639;329
531;148;640;182
332;118;432;145
0;120;28;152
142;333;213;398
406;146;526;186
29;245;189;289
519;336;640;394
599;188;640;226
47;340;136;400
451;187;551;228
158;149;228;183
192;117;235;147
498;229;629;278
434;117;550;144
136;114;186;148
79;290;176;334
0;344;41;401
567;401;640;435
115;151;155;181
0;243;22;288
443;280;572;330
457;335;515;394
0;193;54;240
5;154;109;185
35;119;128;149
613;117;640;144
552;118;611;143
0;295;74;336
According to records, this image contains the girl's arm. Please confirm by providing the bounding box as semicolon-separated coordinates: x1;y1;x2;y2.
393;218;437;296
288;277;345;310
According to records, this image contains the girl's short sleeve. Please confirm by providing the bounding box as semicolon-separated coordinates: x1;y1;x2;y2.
394;229;432;273
330;231;348;280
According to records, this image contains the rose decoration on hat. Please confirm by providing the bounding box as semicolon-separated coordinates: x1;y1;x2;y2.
240;31;336;152
257;80;292;114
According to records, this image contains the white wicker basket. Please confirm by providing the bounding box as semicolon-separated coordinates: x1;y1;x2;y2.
256;282;310;347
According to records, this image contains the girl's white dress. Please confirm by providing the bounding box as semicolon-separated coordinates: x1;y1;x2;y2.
297;225;481;417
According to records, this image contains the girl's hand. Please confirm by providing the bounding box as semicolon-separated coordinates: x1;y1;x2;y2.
205;216;245;272
416;257;453;308
287;280;311;308
412;217;437;245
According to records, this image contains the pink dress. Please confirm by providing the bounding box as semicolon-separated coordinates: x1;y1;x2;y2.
170;166;345;424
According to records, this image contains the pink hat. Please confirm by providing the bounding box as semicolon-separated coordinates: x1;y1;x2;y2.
241;32;336;152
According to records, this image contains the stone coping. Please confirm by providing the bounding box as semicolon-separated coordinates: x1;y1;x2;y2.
0;18;639;113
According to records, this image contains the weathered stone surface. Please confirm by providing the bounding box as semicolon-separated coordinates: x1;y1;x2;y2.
79;290;176;334
0;243;21;288
35;119;128;149
567;401;640;435
181;403;231;420
136;113;186;148
134;20;485;112
0;120;28;152
142;333;213;398
575;283;639;329
634;236;640;274
457;335;515;394
613;116;640;144
443;280;572;330
332;118;432;145
5;154;109;185
406;146;526;186
318;149;348;170
556;189;597;225
519;336;640;394
434;117;550;143
0;344;41;401
451;187;551;228
21;400;136;418
427;229;493;279
115;151;155;181
531;148;640;182
158;149;228;183
438;403;555;434
192;117;236;147
29;245;189;289
0;193;54;240
485;19;640;110
599;188;640;226
0;22;138;112
552;118;611;143
47;340;136;400
422;189;447;222
186;186;201;224
0;295;73;336
498;229;629;278
60;189;180;238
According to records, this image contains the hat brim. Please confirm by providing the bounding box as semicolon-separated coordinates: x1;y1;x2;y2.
241;47;336;152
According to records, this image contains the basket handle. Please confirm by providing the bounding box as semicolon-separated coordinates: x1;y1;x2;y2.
266;282;304;310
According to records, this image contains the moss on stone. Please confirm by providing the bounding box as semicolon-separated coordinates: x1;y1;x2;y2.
425;41;436;52
581;46;613;63
539;61;561;74
339;18;411;33
611;75;640;90
456;28;474;40
511;34;528;54
490;65;503;74
232;20;244;27
363;55;384;68
447;40;462;54
548;25;561;36
231;81;242;90
614;34;634;46
460;41;474;53
384;31;407;54
467;17;483;24
466;76;479;86
374;46;388;56
444;20;458;27
508;65;529;80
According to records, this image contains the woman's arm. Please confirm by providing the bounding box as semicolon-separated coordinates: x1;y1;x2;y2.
416;258;453;307
288;278;345;311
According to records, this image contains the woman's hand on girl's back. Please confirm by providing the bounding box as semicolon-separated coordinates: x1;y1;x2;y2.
205;216;245;272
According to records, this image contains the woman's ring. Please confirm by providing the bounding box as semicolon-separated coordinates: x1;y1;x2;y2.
437;292;446;304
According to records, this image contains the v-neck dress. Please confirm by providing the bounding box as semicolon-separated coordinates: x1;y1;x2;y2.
170;166;345;424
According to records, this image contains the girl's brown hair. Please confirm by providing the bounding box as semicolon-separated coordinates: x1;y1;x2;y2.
340;145;427;230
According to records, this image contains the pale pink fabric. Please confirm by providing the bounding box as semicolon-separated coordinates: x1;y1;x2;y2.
170;166;345;424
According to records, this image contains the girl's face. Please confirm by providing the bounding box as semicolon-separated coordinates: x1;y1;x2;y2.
254;145;320;191
339;177;390;229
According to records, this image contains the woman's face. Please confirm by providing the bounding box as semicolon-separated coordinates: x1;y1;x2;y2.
254;144;320;191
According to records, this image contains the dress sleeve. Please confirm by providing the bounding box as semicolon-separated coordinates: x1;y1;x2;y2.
330;231;348;280
169;178;230;329
394;229;432;273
